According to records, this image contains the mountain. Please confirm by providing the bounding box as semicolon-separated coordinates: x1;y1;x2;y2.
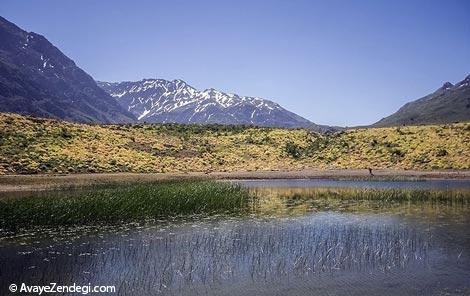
374;75;470;127
98;78;318;129
0;16;135;123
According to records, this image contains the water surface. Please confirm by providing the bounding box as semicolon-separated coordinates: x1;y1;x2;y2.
1;180;469;295
235;178;470;189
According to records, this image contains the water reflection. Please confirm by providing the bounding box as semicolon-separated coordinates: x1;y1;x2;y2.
0;216;432;295
236;179;470;190
251;187;470;217
1;185;470;296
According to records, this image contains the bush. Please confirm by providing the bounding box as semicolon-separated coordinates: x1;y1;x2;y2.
436;149;448;157
59;127;73;139
391;148;405;157
285;141;302;159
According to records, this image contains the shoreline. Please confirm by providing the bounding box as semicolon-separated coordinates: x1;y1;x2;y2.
0;169;469;193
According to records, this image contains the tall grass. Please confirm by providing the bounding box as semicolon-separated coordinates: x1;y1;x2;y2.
253;187;470;203
311;188;470;202
0;180;251;230
251;187;470;217
1;183;468;231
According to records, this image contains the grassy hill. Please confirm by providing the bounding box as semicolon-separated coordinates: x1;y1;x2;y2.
0;112;469;175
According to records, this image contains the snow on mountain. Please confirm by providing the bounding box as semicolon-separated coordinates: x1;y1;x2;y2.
98;79;313;128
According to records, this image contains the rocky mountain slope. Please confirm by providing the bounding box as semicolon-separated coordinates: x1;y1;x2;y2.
0;16;135;123
98;79;316;128
374;75;470;127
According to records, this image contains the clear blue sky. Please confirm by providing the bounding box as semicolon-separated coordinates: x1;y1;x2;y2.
1;0;469;126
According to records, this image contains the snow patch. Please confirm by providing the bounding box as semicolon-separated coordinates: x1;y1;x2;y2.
138;109;150;120
101;78;301;126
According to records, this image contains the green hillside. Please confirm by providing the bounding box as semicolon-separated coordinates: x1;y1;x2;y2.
0;112;469;175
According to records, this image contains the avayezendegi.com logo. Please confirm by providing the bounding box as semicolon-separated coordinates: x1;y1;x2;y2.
8;283;116;295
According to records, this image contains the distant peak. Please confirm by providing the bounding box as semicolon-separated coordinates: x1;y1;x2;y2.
172;79;186;85
440;82;453;90
142;78;165;82
201;88;215;93
455;75;470;88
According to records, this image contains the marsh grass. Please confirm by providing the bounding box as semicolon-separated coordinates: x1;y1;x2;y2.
252;187;470;216
254;187;470;202
1;182;469;231
2;220;430;293
312;188;470;202
0;180;251;230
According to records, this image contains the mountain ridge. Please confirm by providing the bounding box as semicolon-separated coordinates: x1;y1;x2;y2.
98;78;332;130
0;16;136;123
373;75;470;127
3;15;466;130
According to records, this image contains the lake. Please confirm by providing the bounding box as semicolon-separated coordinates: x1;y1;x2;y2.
235;178;470;189
1;179;470;295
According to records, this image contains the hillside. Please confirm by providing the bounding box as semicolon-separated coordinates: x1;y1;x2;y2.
98;79;317;129
0;112;468;175
374;75;470;127
0;16;135;123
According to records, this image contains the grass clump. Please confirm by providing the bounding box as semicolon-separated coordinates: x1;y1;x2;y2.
0;180;252;230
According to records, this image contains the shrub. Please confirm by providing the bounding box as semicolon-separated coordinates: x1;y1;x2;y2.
59;127;73;139
285;141;302;159
436;149;448;157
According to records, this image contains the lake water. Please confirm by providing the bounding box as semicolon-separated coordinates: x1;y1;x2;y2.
1;179;470;295
235;178;470;189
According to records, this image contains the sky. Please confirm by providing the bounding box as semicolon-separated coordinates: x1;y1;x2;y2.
1;0;469;126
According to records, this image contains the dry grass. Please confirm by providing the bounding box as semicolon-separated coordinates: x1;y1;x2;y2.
0;112;469;174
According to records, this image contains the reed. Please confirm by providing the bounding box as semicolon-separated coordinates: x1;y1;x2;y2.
251;187;470;216
253;187;470;202
0;180;251;230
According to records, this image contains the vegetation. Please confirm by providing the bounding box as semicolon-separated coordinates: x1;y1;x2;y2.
0;180;251;230
2;181;467;231
0;112;469;174
285;187;470;202
254;187;470;216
